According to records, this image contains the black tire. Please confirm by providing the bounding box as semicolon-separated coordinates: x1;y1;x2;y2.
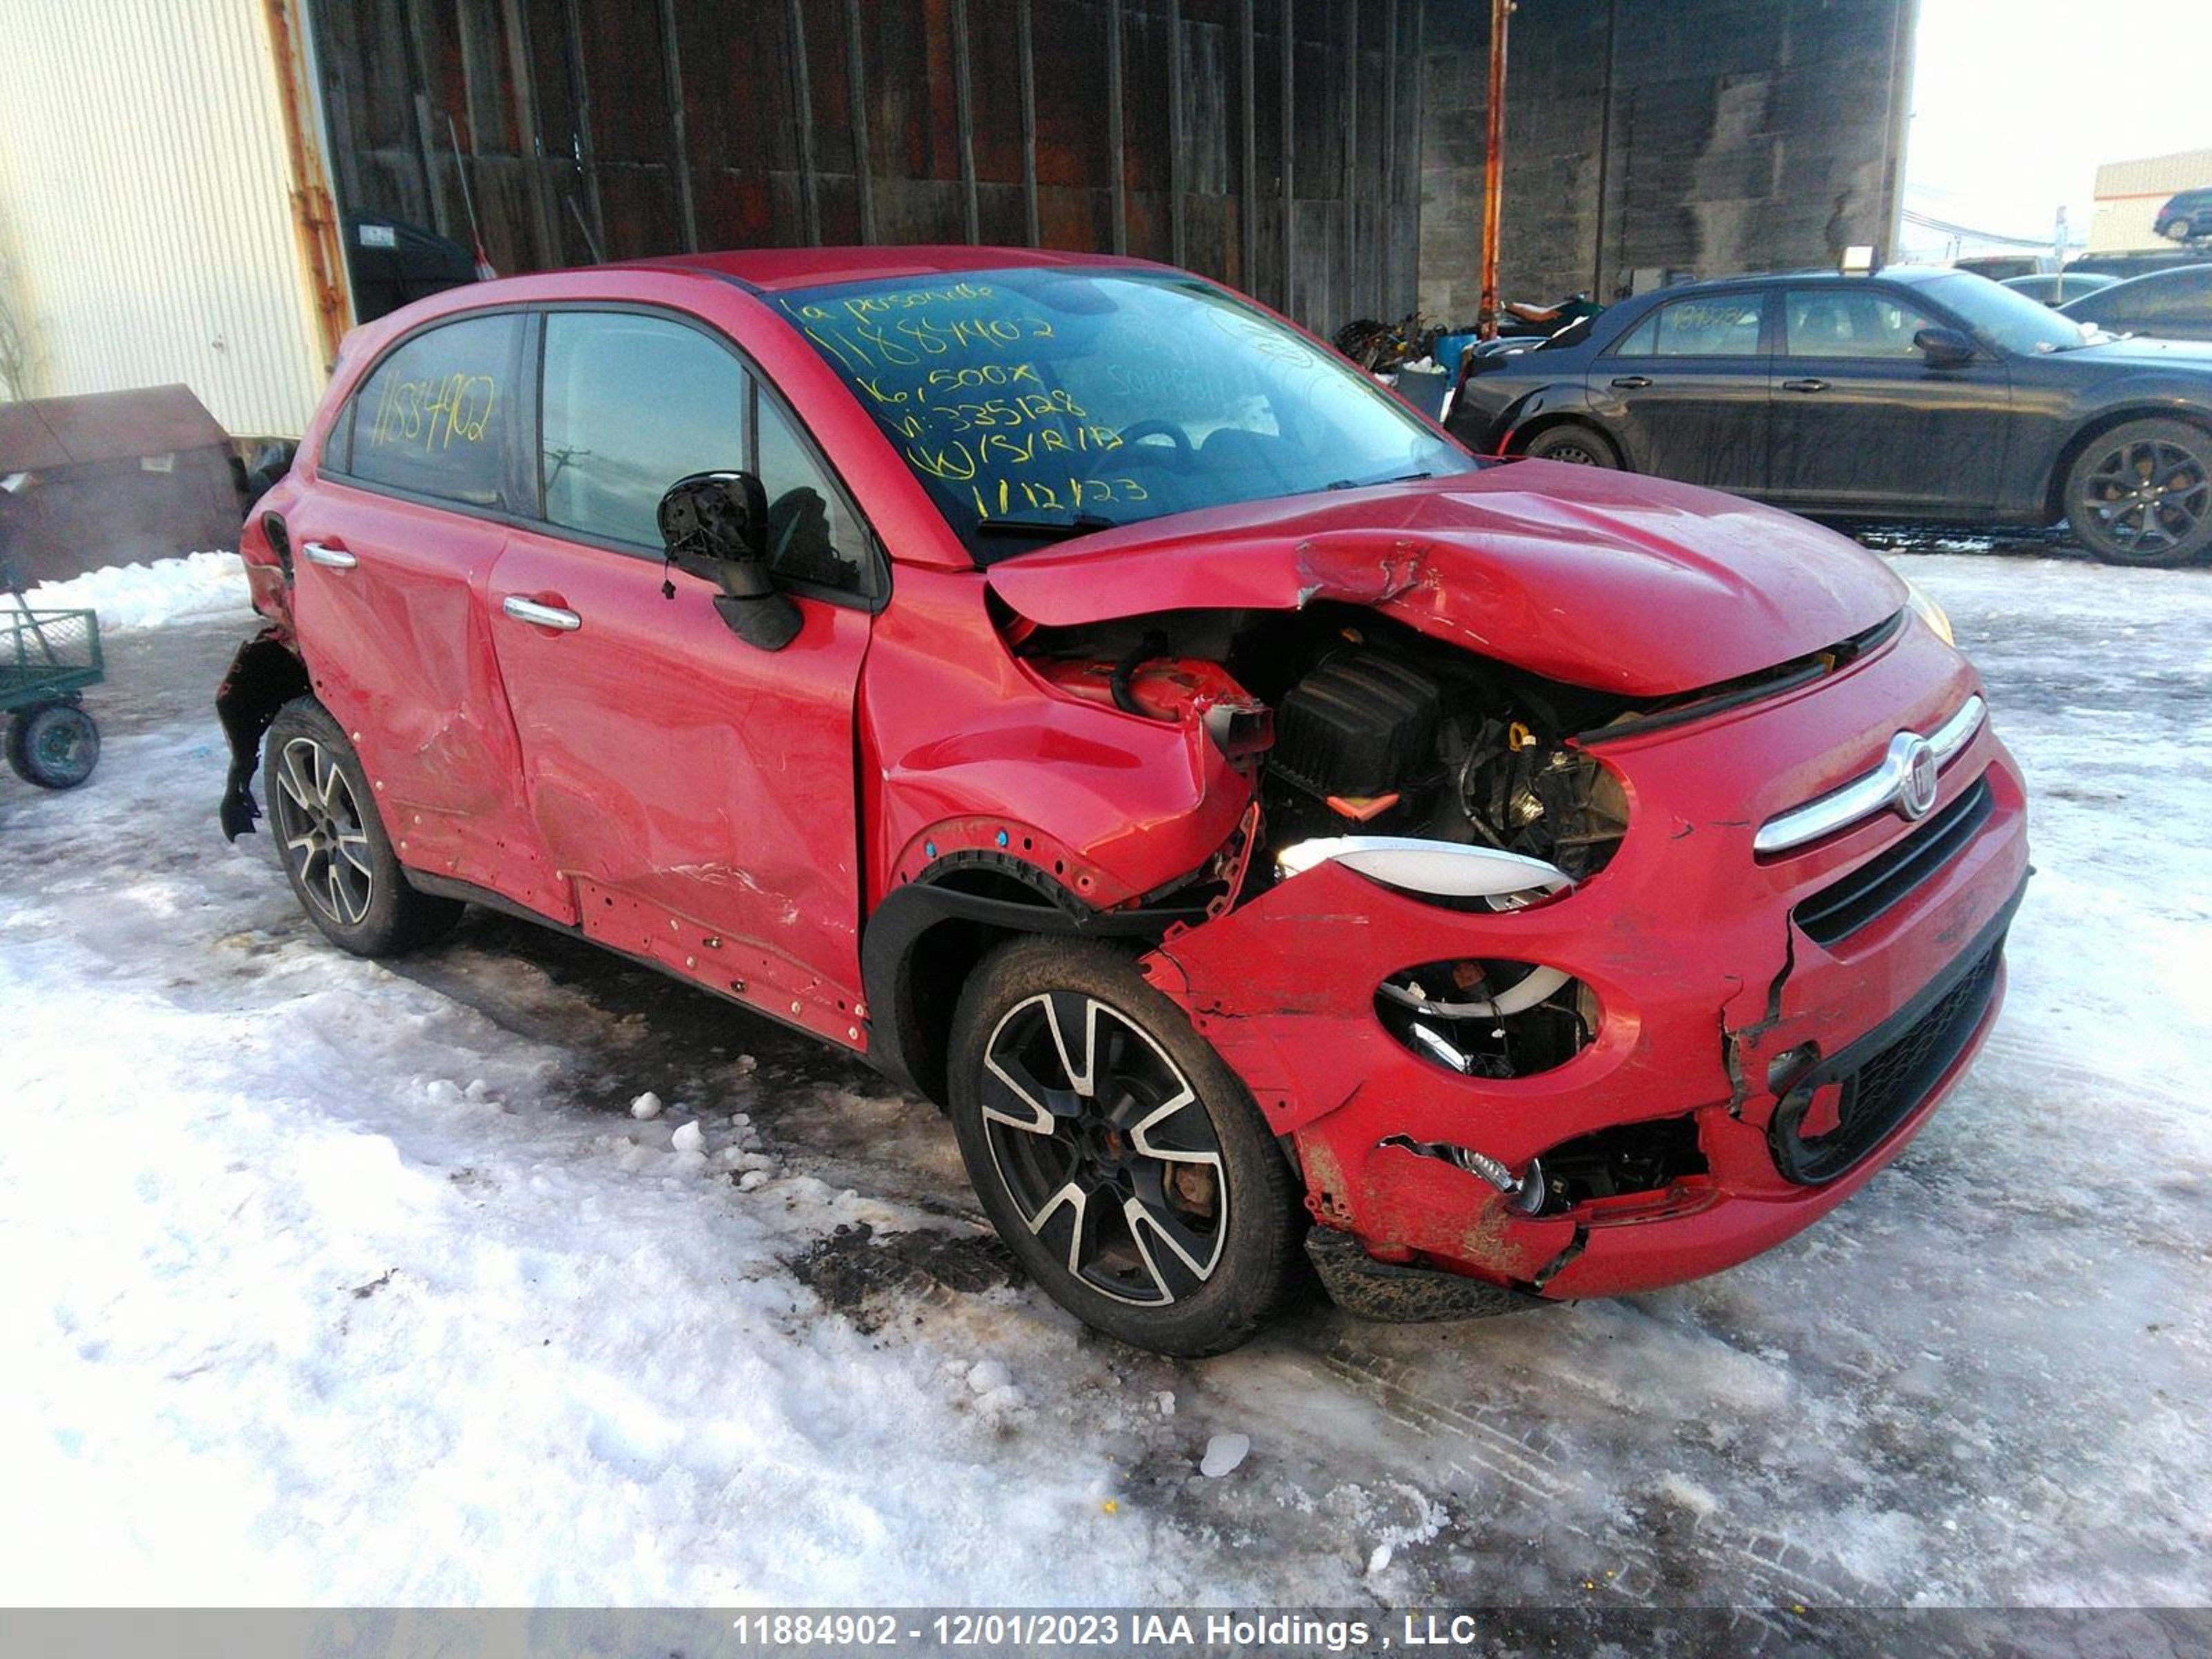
1522;422;1621;468
6;702;99;789
2063;418;2212;567
261;697;462;956
947;937;1302;1356
2157;217;2190;243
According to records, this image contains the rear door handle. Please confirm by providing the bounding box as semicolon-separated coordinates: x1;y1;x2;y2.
501;595;581;632
1609;375;1653;389
1781;377;1829;393
301;541;356;569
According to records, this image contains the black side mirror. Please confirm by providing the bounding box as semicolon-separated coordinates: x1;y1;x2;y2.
1913;326;1976;369
656;471;800;652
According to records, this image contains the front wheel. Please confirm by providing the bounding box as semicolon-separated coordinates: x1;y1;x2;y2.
947;938;1302;1356
6;702;99;789
262;698;462;956
2063;419;2212;567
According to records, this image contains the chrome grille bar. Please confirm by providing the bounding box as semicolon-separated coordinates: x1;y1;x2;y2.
1754;695;1986;856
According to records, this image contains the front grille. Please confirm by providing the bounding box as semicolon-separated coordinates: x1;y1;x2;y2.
1794;775;1994;948
1770;940;2003;1185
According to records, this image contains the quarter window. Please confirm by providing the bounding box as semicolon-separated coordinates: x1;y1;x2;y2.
540;312;750;547
756;393;871;595
1782;290;1936;358
344;314;520;507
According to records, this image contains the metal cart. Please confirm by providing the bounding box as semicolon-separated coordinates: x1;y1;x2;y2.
1;571;103;789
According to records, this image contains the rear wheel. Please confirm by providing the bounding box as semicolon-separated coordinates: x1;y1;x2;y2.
1522;422;1620;468
6;702;99;789
947;937;1302;1356
2158;217;2191;242
2063;418;2212;567
263;698;462;956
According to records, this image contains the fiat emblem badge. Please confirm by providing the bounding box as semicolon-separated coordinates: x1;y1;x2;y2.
1897;735;1939;820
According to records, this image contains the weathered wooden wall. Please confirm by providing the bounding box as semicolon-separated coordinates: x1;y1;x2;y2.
308;0;1425;334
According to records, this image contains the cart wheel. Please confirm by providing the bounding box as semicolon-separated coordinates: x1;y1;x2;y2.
7;702;100;790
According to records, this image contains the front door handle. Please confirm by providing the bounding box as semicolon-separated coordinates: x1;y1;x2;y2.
301;541;356;569
1781;377;1829;393
501;595;581;632
1609;375;1653;389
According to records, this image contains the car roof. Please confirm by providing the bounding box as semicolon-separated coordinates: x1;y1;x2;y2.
615;244;1171;292
1620;265;1956;301
2087;261;2212;292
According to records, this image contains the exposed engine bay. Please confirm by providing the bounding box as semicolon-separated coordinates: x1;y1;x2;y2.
1009;601;1638;1080
1013;601;1633;879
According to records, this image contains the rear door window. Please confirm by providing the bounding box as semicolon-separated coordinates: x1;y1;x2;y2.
342;313;522;508
1608;294;1765;357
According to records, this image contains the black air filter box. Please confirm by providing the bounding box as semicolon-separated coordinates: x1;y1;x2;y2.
1271;653;1441;798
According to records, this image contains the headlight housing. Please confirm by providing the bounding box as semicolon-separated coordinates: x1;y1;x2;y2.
1901;577;1954;646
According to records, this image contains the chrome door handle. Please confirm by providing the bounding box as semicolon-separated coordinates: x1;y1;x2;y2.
1781;377;1829;393
301;541;356;569
1609;375;1653;389
501;595;581;632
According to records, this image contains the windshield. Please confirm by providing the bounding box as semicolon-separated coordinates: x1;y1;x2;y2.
1921;272;2094;354
771;268;1474;561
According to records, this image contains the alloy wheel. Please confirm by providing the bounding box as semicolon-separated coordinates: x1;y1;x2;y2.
272;736;375;928
980;992;1227;1306
2076;435;2211;559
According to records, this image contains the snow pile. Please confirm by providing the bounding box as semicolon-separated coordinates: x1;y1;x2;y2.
18;551;250;632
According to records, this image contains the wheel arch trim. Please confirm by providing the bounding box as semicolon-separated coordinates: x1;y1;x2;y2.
859;852;1201;1103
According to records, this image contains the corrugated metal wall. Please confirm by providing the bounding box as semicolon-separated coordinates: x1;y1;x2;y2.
0;0;330;437
308;0;1425;335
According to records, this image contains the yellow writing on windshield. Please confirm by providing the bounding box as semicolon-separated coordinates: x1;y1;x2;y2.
777;283;1112;523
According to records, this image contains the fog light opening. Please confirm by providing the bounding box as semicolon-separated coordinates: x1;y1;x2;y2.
1376;959;1595;1079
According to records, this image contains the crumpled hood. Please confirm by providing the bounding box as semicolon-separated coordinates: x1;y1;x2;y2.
985;462;1909;697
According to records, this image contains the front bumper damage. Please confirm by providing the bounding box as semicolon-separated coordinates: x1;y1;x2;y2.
1141;618;2031;1306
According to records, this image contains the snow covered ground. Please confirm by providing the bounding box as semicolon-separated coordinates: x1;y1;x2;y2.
0;548;2206;1611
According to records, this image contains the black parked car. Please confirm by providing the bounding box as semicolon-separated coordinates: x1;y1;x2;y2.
1445;268;2212;567
2059;264;2212;344
2155;188;2212;245
2000;271;2118;307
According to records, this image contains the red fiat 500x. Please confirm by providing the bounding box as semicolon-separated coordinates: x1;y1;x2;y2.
218;248;2028;1355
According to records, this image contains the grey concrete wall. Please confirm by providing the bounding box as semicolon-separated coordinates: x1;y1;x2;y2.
1418;0;1915;322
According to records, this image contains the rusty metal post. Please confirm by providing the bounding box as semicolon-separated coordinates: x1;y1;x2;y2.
262;0;353;365
1477;0;1511;338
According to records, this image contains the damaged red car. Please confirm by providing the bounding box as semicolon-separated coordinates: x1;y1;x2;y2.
218;248;2030;1356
